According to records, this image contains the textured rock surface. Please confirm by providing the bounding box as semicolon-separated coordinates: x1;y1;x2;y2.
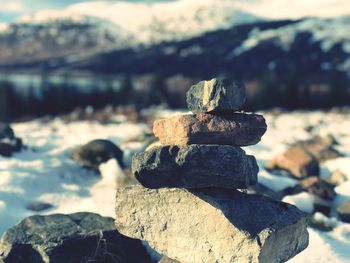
0;212;151;263
337;201;350;223
115;186;309;263
132;145;258;189
153;113;267;146
266;146;319;178
186;78;246;113
72;139;124;170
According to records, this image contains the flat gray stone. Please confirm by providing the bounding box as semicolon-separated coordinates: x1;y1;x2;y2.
0;212;151;263
132;145;258;189
115;186;309;263
186;78;246;113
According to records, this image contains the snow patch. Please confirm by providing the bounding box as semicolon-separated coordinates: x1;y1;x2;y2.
283;192;315;213
233;16;350;59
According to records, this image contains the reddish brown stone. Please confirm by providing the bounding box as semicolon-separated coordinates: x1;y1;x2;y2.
266;146;319;179
153;113;266;146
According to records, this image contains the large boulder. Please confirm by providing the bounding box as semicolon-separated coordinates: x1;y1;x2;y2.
115;186;309;263
186;78;246;113
0;123;22;157
266;146;319;179
153;113;267;146
0;212;151;263
72;139;124;170
132;145;258;189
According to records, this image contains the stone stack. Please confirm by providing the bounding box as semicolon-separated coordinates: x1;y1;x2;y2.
115;78;309;263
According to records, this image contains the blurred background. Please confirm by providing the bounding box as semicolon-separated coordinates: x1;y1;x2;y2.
1;2;350;261
0;0;349;121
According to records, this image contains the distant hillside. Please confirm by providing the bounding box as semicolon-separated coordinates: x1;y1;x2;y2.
0;15;349;118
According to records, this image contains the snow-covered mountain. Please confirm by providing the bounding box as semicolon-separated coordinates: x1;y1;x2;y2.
0;0;262;67
0;0;349;75
0;15;135;67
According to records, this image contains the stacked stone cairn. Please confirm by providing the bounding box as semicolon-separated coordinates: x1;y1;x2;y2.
115;78;309;263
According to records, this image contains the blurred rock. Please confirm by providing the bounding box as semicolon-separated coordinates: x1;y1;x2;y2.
132;145;258;189
115;186;309;263
186;78;246;113
0;123;14;139
153;113;267;146
327;170;347;186
308;212;337;232
26;202;53;212
292;136;342;162
313;196;332;215
72;139;124;170
0;212;151;263
266;146;319;179
0;123;22;157
337;201;350;223
299;176;336;200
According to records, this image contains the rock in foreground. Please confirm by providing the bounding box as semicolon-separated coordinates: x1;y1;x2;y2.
186;78;246;113
132;145;258;189
115;186;309;263
0;212;151;263
153;113;267;146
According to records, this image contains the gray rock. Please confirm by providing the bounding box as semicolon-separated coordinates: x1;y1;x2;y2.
299;176;336;201
115;186;309;263
72;139;124;170
25;202;53;212
0;123;22;157
132;145;258;189
0;123;14;140
0;212;151;263
186;78;246;113
337;201;350;223
313;196;332;216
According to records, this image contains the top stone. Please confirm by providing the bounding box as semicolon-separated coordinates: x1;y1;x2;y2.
186;78;246;113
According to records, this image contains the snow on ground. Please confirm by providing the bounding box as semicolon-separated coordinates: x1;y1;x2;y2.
0;117;149;234
1;109;350;262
